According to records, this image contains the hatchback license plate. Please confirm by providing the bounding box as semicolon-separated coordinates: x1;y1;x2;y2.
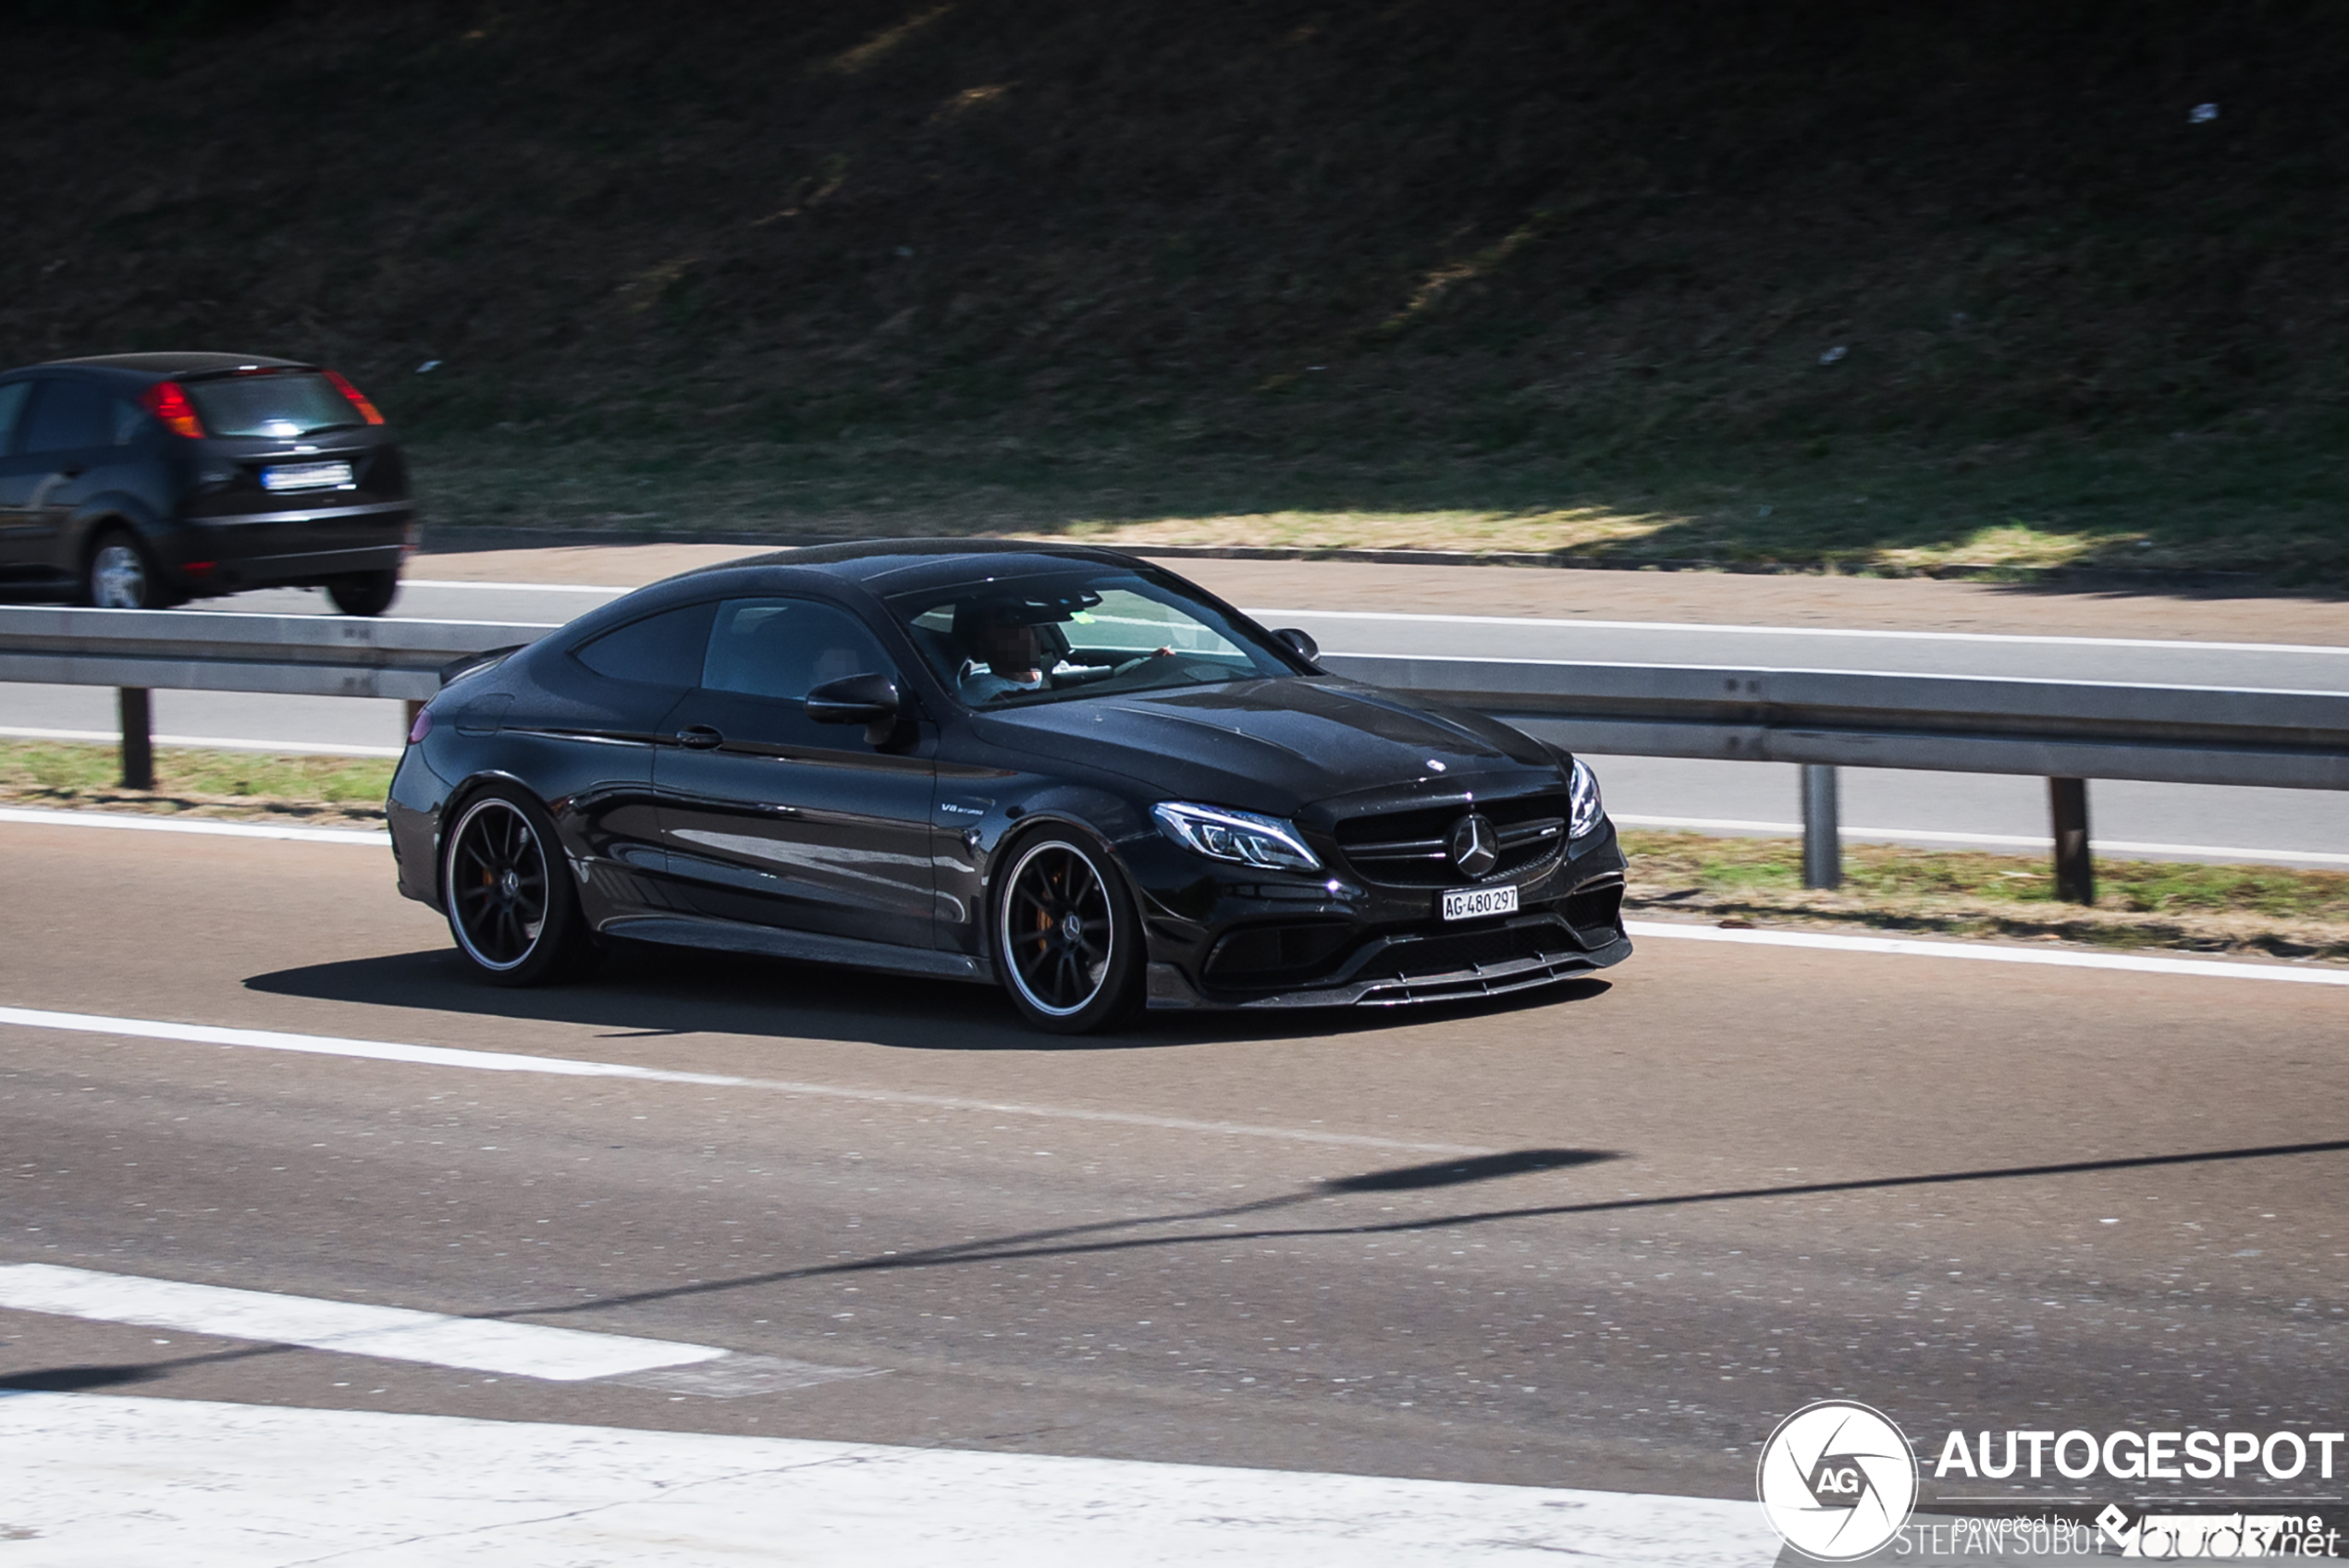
1441;885;1518;922
261;461;354;492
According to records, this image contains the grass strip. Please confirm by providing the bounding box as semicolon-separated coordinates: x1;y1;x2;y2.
0;741;394;830
1623;830;2349;964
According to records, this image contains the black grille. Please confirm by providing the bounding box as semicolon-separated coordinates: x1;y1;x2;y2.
1205;921;1356;985
1334;794;1569;888
1563;877;1625;939
1360;917;1583;982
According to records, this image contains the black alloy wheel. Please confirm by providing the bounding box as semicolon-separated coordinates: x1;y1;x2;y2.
442;790;582;986
327;570;400;617
995;834;1143;1034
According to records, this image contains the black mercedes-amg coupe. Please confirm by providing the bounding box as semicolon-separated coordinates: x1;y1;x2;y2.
387;542;1630;1033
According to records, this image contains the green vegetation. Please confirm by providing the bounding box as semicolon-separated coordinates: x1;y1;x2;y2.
4;2;2346;577
1624;831;2349;962
0;741;392;825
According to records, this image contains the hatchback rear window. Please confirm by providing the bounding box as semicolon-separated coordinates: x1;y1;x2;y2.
184;372;368;438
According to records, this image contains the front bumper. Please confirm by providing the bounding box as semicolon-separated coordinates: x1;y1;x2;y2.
1130;818;1632;1011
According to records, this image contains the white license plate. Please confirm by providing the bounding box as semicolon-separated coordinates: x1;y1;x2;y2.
261;461;355;493
1441;885;1518;922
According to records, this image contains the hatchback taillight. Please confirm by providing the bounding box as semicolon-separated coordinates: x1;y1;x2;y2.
323;370;387;425
139;381;205;439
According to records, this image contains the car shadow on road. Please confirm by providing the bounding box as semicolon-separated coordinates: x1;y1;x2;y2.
473;1131;2349;1334
242;941;1612;1053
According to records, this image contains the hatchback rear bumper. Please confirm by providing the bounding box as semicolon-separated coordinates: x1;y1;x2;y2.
160;501;412;591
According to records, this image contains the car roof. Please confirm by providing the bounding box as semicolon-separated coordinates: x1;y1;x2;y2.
695;538;1155;594
31;351;314;380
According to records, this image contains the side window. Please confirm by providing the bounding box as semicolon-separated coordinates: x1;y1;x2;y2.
573;601;718;687
703;598;896;702
112;398;147;446
0;383;29;455
18;380;114;454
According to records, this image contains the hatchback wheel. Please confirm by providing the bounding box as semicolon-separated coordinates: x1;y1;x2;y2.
328;570;400;617
442;790;584;986
995;834;1144;1034
85;530;167;609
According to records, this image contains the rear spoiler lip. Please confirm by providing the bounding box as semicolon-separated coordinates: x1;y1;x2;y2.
439;644;527;687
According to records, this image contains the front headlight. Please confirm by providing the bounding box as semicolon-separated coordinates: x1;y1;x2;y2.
1151;802;1322;872
1568;756;1604;838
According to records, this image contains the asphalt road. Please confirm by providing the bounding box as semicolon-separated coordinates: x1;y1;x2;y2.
4;822;2345;1524
4;560;2346;865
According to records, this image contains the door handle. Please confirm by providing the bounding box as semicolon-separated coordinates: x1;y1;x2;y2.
55;466;84;481
676;725;725;750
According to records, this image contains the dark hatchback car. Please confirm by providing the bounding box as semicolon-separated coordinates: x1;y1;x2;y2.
0;352;412;613
388;542;1630;1034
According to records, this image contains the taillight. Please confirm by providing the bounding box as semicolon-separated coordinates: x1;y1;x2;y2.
324;370;387;425
139;381;205;439
408;706;434;746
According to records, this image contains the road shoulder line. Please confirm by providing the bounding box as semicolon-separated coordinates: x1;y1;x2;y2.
1626;918;2349;985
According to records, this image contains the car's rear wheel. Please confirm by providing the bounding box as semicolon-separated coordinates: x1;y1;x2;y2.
994;833;1144;1035
327;570;400;617
84;529;173;609
442;790;584;986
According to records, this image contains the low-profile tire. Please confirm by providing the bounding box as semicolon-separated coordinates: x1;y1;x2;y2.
83;528;173;609
327;570;400;617
441;788;585;986
992;831;1145;1035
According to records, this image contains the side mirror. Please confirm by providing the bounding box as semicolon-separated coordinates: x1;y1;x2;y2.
1274;627;1321;667
806;672;905;745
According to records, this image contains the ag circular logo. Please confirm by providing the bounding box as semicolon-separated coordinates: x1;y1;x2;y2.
1755;1401;1919;1562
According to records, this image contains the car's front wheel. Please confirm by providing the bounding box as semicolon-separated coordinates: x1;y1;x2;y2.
442;790;584;986
327;570;400;617
993;832;1144;1035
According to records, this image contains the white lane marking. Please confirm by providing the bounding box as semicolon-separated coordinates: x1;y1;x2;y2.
1613;813;2349;865
1323;648;2346;700
0;724;402;756
0;1005;1484;1156
0;806;387;844
406;578;635;593
1249;606;2349;657
0;1394;1778;1567
1626;919;2349;986
0;1263;723;1381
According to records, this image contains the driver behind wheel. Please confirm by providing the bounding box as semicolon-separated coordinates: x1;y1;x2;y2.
955;601;1055;703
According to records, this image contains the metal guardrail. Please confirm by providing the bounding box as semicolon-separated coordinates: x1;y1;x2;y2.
0;607;556;704
6;608;2345;902
1318;653;2349;792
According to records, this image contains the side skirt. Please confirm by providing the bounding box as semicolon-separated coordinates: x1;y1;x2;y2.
600;915;992;984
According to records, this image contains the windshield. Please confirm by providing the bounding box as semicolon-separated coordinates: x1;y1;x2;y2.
885;566;1300;708
183;372;367;438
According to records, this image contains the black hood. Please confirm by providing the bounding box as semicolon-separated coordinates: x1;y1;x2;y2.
967;676;1561;815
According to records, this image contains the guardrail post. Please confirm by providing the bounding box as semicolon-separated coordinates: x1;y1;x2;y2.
1801;764;1841;889
403;699;424;746
118;687;154;790
2050;777;2094;904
